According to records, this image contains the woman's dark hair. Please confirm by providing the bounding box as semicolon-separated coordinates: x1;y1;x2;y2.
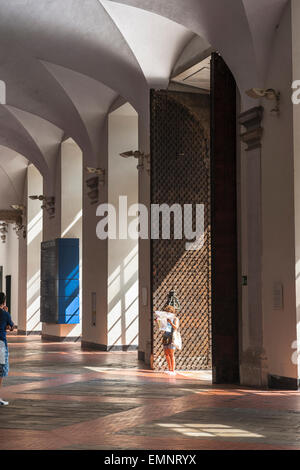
0;292;6;305
164;305;176;314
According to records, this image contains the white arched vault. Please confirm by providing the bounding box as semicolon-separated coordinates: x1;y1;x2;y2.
5;106;64;194
0;0;290;181
0;105;49;184
0;146;29;211
41;62;119;166
0;1;148;122
107;0;288;98
100;0;195;89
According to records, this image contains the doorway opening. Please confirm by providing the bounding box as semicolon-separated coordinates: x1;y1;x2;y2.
150;53;239;384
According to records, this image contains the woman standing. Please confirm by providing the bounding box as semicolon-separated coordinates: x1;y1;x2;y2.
0;292;14;406
162;305;179;376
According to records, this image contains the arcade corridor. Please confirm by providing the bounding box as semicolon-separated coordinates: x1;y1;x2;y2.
0;333;300;450
1;0;300;454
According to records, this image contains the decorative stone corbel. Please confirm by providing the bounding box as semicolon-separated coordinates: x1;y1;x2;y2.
0;209;26;239
239;106;264;151
86;176;100;205
42;197;55;219
85;168;105;205
0;222;8;243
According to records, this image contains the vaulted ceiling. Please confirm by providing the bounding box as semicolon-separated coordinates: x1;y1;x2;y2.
0;0;289;210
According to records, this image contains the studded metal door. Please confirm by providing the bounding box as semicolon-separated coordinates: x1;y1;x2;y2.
150;90;211;371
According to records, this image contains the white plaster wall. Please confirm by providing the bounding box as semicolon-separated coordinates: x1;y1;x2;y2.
82;122;108;348
292;0;300;379
0;235;6;293
27;164;43;333
41;148;64;338
41;140;83;340
137;114;151;361
18;175;28;332
108;103;139;348
261;2;298;379
5;224;19;324
61;139;82;339
0;226;19;324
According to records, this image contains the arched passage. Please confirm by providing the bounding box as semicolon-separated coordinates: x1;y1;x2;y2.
150;53;239;383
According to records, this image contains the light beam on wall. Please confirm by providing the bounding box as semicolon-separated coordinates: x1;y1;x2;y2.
0;80;6;104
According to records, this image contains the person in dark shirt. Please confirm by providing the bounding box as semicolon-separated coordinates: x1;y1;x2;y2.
0;292;14;406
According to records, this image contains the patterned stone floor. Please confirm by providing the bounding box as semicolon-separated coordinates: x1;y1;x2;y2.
0;334;300;450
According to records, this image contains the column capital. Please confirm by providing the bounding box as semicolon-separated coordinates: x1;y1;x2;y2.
239;106;264;151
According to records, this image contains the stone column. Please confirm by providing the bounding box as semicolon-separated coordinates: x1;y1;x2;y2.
41;141;83;341
81;108;147;354
292;0;300;387
107;104;139;351
18;164;43;335
81;122;108;349
41;149;63;340
239;106;268;387
17;177;28;333
137;112;151;364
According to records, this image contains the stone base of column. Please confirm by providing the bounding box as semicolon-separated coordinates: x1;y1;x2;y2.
144;341;152;366
41;334;80;342
42;323;81;340
81;341;138;351
17;330;41;336
138;350;145;361
268;374;299;390
239;347;268;388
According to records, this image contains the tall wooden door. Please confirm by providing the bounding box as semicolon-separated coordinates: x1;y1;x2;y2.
150;54;239;382
211;53;239;383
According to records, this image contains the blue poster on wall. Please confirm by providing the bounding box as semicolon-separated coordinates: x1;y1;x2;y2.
41;238;80;325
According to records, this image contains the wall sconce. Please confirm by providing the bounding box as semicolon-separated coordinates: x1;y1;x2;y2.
246;88;280;116
120;150;151;175
29;195;55;218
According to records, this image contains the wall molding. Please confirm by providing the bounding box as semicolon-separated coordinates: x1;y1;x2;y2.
18;330;41;336
41;334;81;343
81;341;138;352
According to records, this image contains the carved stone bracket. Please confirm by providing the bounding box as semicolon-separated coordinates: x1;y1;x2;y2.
239;106;264;151
43;197;55;219
0;210;23;225
86;176;99;205
85;168;105;205
0;210;26;239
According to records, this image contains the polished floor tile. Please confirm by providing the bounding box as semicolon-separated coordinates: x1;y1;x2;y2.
0;335;299;450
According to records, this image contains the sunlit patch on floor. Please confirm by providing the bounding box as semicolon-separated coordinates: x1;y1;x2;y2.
176;371;212;381
84;366;138;372
2;336;299;450
157;422;264;438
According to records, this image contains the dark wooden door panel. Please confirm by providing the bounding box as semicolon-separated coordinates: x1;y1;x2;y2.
211;52;239;383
